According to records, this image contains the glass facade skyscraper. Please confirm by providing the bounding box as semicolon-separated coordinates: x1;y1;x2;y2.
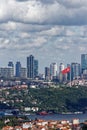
45;67;50;80
71;63;80;80
27;55;34;79
34;60;38;78
15;61;21;77
81;54;87;73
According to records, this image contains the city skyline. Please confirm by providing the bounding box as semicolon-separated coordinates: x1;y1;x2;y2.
0;54;87;82
0;53;85;73
0;53;86;73
0;1;87;72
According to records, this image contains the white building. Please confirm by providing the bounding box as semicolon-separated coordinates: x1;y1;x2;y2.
59;63;65;72
50;63;57;79
59;63;65;82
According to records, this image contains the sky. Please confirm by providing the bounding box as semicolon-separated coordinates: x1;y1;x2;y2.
0;0;87;73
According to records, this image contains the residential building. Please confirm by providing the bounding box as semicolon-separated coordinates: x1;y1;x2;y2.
20;67;27;78
8;61;14;77
0;67;14;78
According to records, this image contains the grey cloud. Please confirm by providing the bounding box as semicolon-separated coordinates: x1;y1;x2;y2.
16;0;29;1
57;0;86;8
16;0;54;4
37;0;54;4
0;0;87;26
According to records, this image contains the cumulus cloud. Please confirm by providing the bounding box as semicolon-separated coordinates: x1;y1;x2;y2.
0;0;87;25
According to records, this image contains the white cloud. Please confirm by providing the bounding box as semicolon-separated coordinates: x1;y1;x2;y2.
0;22;17;30
19;32;31;38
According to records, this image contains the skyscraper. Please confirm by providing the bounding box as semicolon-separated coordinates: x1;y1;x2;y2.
45;67;50;80
34;60;38;78
15;61;21;77
27;55;34;79
50;63;57;77
67;64;71;81
59;63;65;82
59;63;64;72
71;63;80;80
81;54;87;73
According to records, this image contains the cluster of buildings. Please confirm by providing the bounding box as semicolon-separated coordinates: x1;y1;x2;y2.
0;54;87;83
2;118;82;130
44;54;87;83
0;55;38;79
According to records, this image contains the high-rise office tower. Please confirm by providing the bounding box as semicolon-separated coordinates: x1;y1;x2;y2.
71;63;80;80
67;64;71;81
45;67;50;80
27;55;34;79
34;60;38;78
59;63;64;72
15;61;21;77
50;63;57;77
81;54;87;73
59;63;65;82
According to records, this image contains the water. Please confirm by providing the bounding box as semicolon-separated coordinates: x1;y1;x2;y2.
28;113;87;123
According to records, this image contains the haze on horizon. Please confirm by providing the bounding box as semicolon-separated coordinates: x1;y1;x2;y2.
0;0;87;72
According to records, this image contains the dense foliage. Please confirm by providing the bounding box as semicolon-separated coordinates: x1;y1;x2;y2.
28;86;87;113
1;86;87;113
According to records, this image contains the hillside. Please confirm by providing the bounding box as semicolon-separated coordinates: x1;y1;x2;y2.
0;86;87;113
